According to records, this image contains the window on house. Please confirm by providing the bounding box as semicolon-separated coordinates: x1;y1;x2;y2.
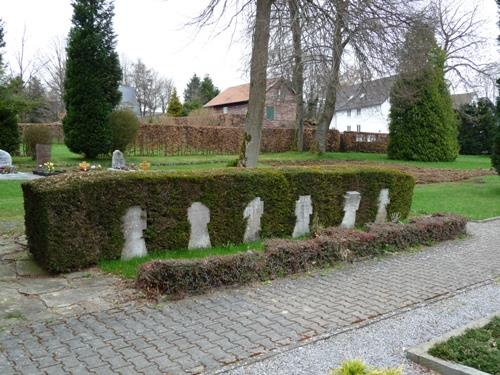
266;106;275;121
356;108;361;116
347;109;351;117
347;125;352;132
223;106;229;114
357;125;361;132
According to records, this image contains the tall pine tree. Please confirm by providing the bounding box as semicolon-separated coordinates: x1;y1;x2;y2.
388;20;458;162
63;0;122;158
200;75;219;104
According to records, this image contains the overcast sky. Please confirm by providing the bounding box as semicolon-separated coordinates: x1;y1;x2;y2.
1;0;498;98
1;0;249;96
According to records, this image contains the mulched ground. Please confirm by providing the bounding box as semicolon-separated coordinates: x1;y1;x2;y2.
264;160;495;184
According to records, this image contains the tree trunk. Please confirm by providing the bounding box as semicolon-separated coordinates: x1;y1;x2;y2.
288;0;304;152
239;0;273;168
315;2;346;153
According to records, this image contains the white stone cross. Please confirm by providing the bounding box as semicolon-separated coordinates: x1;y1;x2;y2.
340;191;361;229
375;189;390;224
121;206;148;260
293;195;313;238
243;197;264;243
188;202;211;249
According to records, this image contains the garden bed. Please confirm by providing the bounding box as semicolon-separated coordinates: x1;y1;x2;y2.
428;316;500;374
136;214;467;298
264;160;495;184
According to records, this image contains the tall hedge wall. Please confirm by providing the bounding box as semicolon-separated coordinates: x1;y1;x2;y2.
23;167;415;273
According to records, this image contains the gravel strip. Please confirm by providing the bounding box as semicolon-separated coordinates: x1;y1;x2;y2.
223;282;500;375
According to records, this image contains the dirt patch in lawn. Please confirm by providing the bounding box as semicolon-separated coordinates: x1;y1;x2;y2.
264;160;495;184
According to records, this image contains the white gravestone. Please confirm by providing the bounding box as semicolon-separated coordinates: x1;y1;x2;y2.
0;149;13;168
375;189;390;224
243;197;264;243
292;195;313;238
341;191;361;229
112;150;126;169
121;206;148;260
188;202;211;249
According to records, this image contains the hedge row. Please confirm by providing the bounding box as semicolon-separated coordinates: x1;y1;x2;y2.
136;214;467;297
341;131;388;153
23;167;414;273
129;125;341;155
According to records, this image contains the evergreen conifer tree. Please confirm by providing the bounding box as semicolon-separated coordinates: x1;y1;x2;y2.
388;21;458;161
63;0;122;158
167;88;183;117
457;98;496;155
200;75;220;104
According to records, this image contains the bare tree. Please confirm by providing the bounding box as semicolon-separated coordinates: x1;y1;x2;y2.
431;0;492;89
14;25;43;85
195;0;274;167
43;36;66;118
157;78;174;114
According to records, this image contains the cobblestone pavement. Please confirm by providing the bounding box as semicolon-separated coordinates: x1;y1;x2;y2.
0;220;499;374
0;234;140;330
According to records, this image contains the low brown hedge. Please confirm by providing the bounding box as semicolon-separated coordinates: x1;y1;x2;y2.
136;213;467;297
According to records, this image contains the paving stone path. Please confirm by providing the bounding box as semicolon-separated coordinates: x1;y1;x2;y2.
0;220;499;375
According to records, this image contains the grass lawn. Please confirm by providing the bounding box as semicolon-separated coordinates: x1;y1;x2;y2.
411;176;500;220
428;316;500;375
0;180;24;221
11;144;492;171
99;241;263;279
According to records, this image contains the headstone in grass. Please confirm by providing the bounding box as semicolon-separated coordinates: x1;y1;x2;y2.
121;206;148;260
341;191;361;229
375;189;390;224
111;149;126;170
35;144;51;166
0;149;12;168
188;202;211;249
243;197;264;242
293;195;313;238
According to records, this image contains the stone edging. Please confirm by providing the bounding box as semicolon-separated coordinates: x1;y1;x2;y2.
406;311;500;375
470;216;500;223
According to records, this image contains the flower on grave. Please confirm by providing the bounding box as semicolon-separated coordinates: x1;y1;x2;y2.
43;162;55;173
139;161;151;171
79;161;90;172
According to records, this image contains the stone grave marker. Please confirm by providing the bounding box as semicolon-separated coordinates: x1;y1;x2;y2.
0;149;12;168
341;191;361;229
36;144;52;166
121;206;148;260
188;202;211;249
243;197;264;242
293;195;313;238
112;150;126;169
375;189;390;224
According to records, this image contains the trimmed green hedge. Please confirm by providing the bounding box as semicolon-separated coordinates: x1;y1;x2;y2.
23;167;415;272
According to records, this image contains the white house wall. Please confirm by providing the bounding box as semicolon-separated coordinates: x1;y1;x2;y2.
330;99;391;133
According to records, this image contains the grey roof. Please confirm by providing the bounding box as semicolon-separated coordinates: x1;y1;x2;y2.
335;76;396;112
336;76;476;112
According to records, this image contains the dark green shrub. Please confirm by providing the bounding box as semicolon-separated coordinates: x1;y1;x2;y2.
109;109;139;152
23;125;52;160
0;105;20;154
388;21;458;162
136;214;466;297
458;98;496;155
23;167;415;272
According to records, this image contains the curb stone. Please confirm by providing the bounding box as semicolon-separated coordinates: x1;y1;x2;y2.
406;311;500;375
